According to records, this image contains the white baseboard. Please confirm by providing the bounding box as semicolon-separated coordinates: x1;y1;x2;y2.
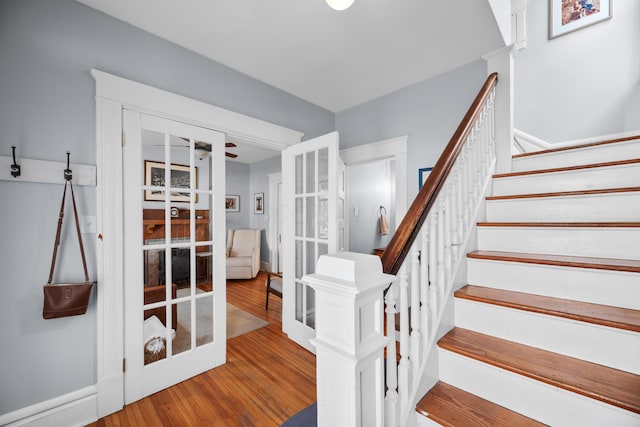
0;386;97;427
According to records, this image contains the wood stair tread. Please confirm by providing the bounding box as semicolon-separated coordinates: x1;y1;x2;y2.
438;328;640;414
456;285;640;332
494;158;640;178
486;186;640;201
477;222;640;228
416;381;545;427
467;250;640;273
512;135;640;159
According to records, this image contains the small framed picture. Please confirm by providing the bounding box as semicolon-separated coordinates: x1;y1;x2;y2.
225;195;240;212
419;167;433;189
254;193;264;215
549;0;612;39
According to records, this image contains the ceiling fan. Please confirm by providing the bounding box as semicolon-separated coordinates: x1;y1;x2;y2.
175;138;238;159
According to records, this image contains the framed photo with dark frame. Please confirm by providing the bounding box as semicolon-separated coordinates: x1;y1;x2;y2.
225;195;240;212
144;161;197;202
549;0;612;39
254;193;264;215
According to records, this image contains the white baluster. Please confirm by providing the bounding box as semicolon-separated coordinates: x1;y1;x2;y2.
436;201;446;302
444;185;453;275
410;240;421;369
385;280;399;427
397;262;411;410
420;223;430;344
428;212;438;327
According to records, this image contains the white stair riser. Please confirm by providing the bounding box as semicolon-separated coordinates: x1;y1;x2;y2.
477;226;640;260
455;299;640;374
493;162;640;196
467;258;640;310
512;140;640;172
438;349;640;427
485;192;640;222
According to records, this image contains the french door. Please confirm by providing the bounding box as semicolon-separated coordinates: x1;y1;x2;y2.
122;110;226;403
282;131;345;352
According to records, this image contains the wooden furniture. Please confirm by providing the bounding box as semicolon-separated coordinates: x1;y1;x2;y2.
265;272;283;310
143;209;211;286
143;284;178;330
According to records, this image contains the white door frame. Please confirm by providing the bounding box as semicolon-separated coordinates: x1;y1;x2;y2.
340;135;409;244
267;172;282;273
92;69;303;418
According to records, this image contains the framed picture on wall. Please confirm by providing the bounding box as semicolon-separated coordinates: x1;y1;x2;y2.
254;193;264;214
419;167;433;189
549;0;612;39
144;161;197;202
225;195;240;212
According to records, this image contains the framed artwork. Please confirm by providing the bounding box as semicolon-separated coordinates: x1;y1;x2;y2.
144;161;197;202
254;193;264;215
549;0;612;39
225;195;240;212
419;167;433;189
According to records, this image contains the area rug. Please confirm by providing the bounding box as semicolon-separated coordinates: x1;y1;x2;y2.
171;288;269;353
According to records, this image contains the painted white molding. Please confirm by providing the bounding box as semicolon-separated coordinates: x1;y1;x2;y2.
267;172;282;274
92;69;305;419
513;128;640;154
305;252;393;427
0;386;97;427
511;0;527;50
340;135;408;222
0;156;96;186
91;69;304;150
483;45;517;174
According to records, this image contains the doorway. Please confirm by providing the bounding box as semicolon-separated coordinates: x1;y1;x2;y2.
93;69;303;417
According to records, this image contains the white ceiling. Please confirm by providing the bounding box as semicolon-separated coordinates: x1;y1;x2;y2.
77;0;505;162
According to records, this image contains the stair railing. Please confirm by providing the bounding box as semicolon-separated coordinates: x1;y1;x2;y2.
382;73;498;426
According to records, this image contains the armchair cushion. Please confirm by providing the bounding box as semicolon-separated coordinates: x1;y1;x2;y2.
226;229;261;279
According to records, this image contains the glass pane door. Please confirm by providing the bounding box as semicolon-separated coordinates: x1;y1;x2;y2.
123;111;226;403
282;132;340;352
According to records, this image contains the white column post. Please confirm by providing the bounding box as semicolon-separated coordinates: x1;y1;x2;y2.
304;252;395;427
483;45;517;174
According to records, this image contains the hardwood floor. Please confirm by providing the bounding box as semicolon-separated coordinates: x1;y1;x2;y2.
88;272;316;427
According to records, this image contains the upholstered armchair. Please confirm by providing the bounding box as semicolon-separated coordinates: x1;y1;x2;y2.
226;229;261;279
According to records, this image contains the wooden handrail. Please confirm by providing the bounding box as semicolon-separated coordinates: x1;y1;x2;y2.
381;73;498;275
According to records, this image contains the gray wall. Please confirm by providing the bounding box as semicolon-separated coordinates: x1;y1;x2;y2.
0;0;333;415
249;155;282;264
225;162;251;236
347;159;396;254
515;0;640;142
336;59;487;199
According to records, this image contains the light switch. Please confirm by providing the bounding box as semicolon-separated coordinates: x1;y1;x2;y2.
81;215;96;234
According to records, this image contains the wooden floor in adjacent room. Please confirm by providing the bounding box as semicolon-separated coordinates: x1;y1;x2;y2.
88;272;316;427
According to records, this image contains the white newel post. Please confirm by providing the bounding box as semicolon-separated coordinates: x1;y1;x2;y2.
304;252;395;427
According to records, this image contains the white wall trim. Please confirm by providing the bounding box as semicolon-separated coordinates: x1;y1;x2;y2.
91;69;304;419
91;69;304;151
514;128;640;153
267;172;282;273
0;386;97;427
340;135;409;221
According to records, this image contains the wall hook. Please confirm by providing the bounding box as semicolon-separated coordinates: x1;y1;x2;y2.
379;205;386;215
10;146;21;178
64;151;72;181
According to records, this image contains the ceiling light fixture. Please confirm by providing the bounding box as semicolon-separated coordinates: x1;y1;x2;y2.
326;0;355;11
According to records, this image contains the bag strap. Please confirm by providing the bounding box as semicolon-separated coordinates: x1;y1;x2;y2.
47;180;90;285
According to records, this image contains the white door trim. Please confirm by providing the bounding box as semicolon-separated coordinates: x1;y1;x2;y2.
267;172;282;273
92;69;303;418
340;135;409;227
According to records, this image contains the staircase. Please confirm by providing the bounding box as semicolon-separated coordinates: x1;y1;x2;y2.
416;137;640;426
